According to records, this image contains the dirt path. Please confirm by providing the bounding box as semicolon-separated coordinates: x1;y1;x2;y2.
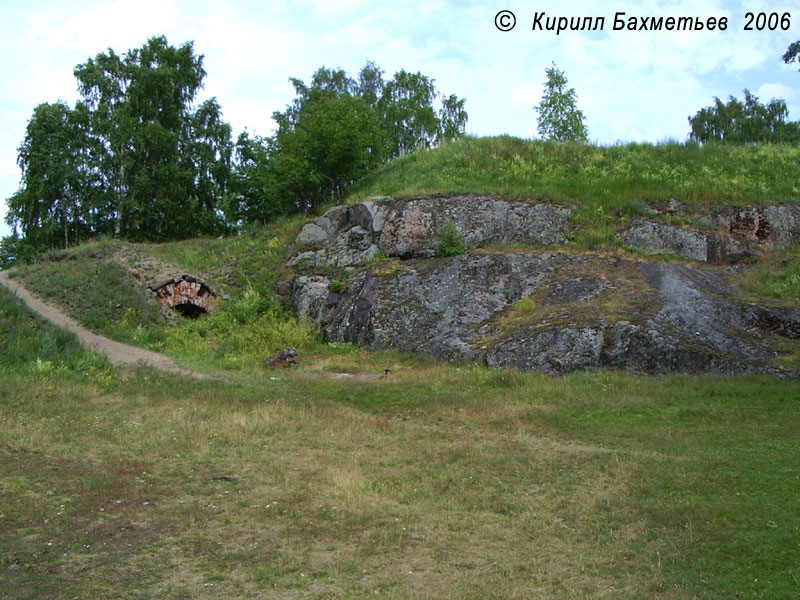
0;270;209;379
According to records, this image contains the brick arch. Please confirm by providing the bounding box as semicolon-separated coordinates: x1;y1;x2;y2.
148;274;218;318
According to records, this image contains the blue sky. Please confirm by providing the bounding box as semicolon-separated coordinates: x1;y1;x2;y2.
1;0;798;238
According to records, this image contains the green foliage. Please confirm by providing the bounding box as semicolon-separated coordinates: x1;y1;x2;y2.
0;232;34;267
259;63;469;218
6;36;234;258
273;87;383;212
438;94;469;143
514;296;537;315
742;245;800;302
73;35;233;242
688;89;800;144
438;221;465;256
0;285;112;379
379;69;440;156
783;40;800;68
225;132;288;227
5;102;93;252
328;279;346;293
163;285;317;370
534;63;588;142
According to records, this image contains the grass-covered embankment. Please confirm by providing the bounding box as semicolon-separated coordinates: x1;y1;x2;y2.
2;135;800;596
1;286;799;598
9;214;324;372
350;135;800;208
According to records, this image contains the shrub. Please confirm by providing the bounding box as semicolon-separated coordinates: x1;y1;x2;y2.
438;222;465;257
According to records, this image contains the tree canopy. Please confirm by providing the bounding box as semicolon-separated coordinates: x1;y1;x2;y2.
534;63;588;142
4;40;469;260
783;41;800;69
688;89;800;144
72;35;232;241
5;36;233;255
226;62;468;224
6;102;90;254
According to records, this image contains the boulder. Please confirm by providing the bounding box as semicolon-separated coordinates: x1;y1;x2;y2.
266;348;298;368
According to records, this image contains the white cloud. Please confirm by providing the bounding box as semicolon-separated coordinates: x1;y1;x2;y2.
756;82;798;102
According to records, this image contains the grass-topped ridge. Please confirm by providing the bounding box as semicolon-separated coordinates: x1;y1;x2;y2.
347;135;800;209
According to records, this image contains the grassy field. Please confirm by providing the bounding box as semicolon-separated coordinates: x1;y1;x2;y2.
2;283;800;599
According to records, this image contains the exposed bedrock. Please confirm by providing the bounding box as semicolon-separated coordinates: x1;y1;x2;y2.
292;252;800;376
288;196;800;376
290;195;570;268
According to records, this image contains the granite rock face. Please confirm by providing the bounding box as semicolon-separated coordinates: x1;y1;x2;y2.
290;195;569;267
715;204;800;249
288;196;800;376
622;219;752;263
292;252;800;376
378;196;570;258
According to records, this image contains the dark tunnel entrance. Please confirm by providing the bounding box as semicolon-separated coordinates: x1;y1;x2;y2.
174;302;210;319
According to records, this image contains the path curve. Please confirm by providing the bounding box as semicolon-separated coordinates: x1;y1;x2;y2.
0;270;209;379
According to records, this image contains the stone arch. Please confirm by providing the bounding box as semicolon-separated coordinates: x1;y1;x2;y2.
148;274;218;318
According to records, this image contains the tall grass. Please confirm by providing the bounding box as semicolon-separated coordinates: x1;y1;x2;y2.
0;285;113;381
742;244;800;303
348;136;800;208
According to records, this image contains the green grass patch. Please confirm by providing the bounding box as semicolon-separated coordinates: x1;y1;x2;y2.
11;239;168;349
349;136;800;209
0;284;114;382
1;331;798;598
741;244;800;303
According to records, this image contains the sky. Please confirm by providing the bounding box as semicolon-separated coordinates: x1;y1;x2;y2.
1;0;798;238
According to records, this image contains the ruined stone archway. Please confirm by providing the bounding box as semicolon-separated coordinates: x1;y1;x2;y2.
148;274;218;318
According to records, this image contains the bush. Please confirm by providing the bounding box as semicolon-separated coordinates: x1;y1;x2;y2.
438;222;465;257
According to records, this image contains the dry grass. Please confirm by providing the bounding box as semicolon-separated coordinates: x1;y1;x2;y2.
0;370;670;599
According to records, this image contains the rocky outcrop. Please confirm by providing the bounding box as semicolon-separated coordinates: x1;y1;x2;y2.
622;219;752;263
622;204;800;263
713;204;800;249
379;196;570;258
288;196;800;376
290;195;570;268
292;253;800;376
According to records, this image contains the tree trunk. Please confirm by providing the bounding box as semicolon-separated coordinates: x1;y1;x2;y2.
62;202;69;249
115;148;126;239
